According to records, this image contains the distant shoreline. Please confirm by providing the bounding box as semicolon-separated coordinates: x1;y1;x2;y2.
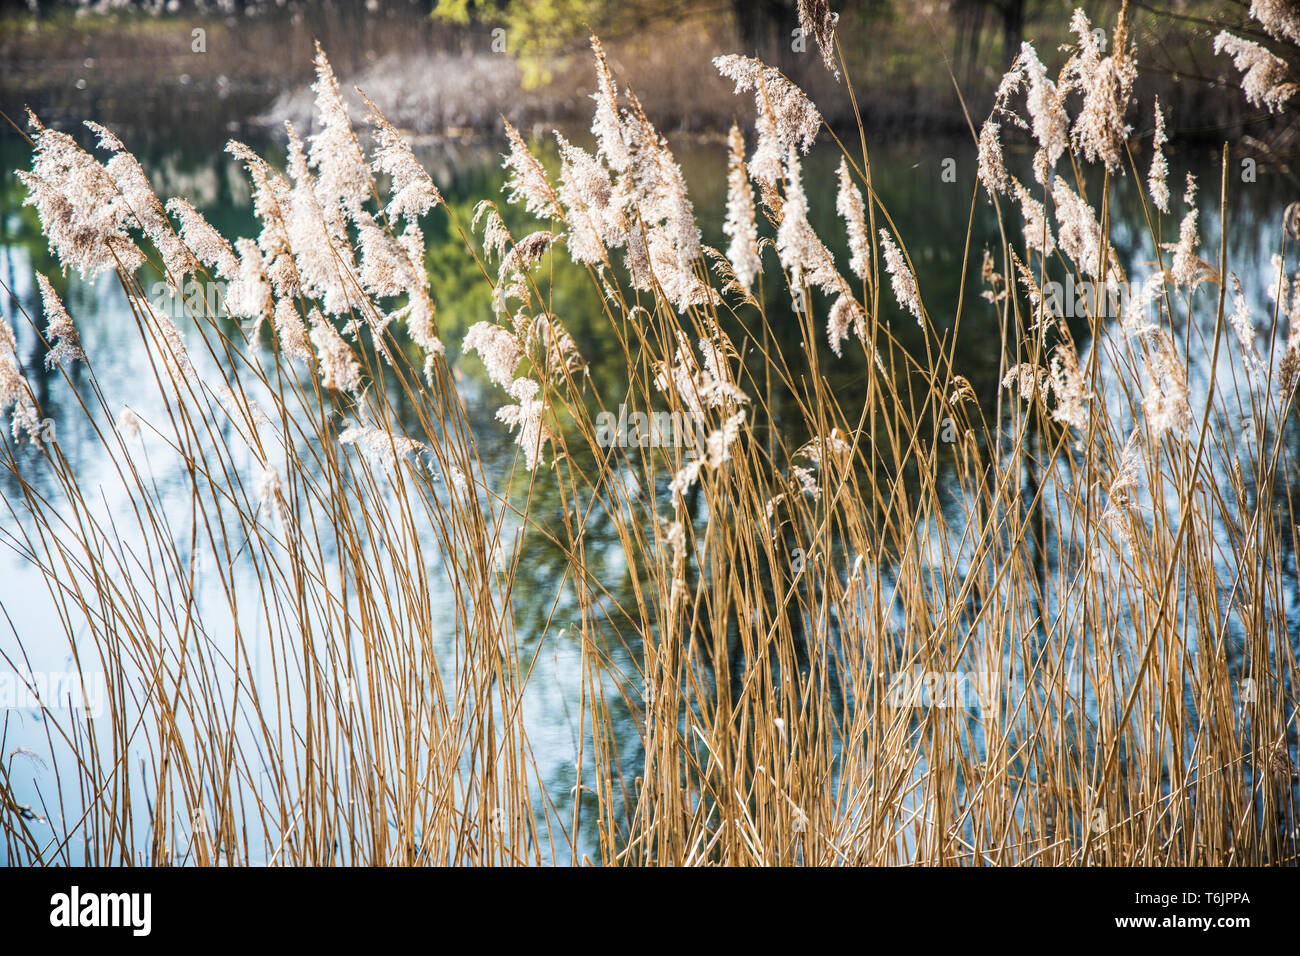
1;7;1285;153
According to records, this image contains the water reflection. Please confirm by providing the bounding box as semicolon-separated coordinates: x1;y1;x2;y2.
2;113;1297;861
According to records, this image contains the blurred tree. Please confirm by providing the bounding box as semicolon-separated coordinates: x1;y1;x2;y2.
434;0;635;85
434;0;800;84
730;0;798;67
952;0;1031;73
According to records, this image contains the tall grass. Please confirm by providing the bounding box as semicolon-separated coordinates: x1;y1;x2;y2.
1;2;1298;865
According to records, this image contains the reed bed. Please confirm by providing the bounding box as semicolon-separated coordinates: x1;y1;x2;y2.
1;0;1298;865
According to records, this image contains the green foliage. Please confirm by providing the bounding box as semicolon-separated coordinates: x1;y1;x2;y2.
434;0;623;87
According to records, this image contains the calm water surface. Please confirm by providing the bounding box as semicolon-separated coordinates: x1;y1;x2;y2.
1;93;1296;862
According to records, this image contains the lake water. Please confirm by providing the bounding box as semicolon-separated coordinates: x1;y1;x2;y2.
2;84;1296;863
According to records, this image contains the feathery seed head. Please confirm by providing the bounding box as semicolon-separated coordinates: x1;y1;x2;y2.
724;125;761;293
796;0;841;80
880;230;923;325
714;55;823;156
35;273;84;370
1215;32;1299;113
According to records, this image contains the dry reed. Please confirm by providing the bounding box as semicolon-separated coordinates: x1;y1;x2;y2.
1;1;1298;866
